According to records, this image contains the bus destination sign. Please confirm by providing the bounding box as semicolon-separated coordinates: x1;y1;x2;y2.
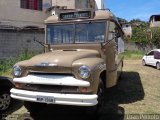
60;11;91;20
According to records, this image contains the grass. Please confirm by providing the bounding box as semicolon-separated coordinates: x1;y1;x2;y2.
0;52;37;76
120;60;160;114
121;50;145;60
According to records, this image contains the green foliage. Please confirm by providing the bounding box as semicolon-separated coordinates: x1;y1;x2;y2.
0;52;36;75
124;18;160;46
121;50;145;60
131;26;150;44
151;28;160;47
130;19;141;22
125;19;152;45
117;17;128;24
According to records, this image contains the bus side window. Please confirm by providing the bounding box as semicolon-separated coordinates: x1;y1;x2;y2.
108;22;116;41
116;28;124;54
115;27;120;50
108;22;118;50
108;21;124;54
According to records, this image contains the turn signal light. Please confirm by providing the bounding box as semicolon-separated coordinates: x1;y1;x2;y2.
15;83;26;88
79;87;88;93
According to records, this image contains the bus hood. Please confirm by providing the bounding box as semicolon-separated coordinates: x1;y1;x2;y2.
15;49;100;68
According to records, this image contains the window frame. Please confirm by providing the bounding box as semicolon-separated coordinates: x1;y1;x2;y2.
20;0;43;11
46;20;107;45
147;51;154;56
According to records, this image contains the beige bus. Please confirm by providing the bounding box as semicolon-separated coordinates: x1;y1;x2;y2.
11;9;124;112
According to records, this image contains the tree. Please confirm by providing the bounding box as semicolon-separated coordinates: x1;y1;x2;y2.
131;26;149;43
151;28;160;47
126;19;150;44
117;17;128;25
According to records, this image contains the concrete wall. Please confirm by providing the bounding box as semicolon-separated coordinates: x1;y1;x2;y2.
0;0;51;28
0;29;44;59
150;21;160;28
125;42;157;52
75;0;90;9
52;0;75;9
52;0;95;9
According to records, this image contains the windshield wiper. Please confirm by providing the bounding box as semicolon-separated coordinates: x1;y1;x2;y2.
33;37;47;48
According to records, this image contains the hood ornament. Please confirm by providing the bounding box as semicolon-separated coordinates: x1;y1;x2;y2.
35;62;57;67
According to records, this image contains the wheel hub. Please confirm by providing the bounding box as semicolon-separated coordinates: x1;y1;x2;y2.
0;94;11;110
157;63;160;69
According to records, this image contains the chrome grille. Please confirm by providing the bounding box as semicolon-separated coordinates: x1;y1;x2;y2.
22;84;79;94
27;66;71;74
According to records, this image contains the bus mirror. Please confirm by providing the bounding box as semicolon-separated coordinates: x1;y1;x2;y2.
115;33;121;38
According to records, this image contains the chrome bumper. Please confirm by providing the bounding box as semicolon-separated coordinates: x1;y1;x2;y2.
11;88;98;106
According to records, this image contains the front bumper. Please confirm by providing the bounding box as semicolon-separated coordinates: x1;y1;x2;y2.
10;88;98;106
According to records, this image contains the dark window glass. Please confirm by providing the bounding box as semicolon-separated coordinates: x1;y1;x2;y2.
21;0;42;10
154;51;160;59
148;51;154;55
155;16;160;21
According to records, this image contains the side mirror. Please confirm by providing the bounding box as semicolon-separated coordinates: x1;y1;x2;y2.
115;33;121;38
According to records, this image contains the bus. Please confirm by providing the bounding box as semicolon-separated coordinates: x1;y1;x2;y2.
11;9;125;112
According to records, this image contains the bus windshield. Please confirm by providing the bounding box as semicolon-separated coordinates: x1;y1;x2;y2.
47;22;106;44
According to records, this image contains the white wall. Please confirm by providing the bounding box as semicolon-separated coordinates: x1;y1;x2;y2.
122;24;132;38
95;0;104;9
150;17;160;28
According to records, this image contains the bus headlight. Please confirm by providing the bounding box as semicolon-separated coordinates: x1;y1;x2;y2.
13;66;22;77
78;66;91;79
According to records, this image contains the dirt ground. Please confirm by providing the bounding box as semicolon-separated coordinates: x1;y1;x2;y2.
2;60;160;120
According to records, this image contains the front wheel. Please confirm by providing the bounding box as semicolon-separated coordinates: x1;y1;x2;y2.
85;78;105;115
97;78;105;106
0;89;11;113
156;62;160;70
142;60;146;66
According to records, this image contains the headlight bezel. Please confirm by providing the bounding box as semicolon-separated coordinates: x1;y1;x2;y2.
78;65;91;79
13;66;22;77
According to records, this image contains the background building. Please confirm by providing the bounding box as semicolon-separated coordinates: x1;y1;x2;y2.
0;0;52;59
0;0;51;29
0;0;105;28
95;0;104;9
51;0;104;15
122;23;132;38
52;0;94;9
149;15;160;28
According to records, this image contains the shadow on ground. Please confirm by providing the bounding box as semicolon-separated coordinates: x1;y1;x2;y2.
106;71;145;104
100;71;145;120
2;71;145;120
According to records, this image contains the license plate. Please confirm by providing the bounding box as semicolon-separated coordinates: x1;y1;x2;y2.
37;96;55;103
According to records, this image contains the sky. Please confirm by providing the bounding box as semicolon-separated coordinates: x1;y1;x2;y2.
104;0;160;22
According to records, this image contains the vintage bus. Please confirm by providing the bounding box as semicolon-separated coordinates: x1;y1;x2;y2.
11;9;124;112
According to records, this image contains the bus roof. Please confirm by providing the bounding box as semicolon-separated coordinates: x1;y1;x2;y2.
45;9;118;24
